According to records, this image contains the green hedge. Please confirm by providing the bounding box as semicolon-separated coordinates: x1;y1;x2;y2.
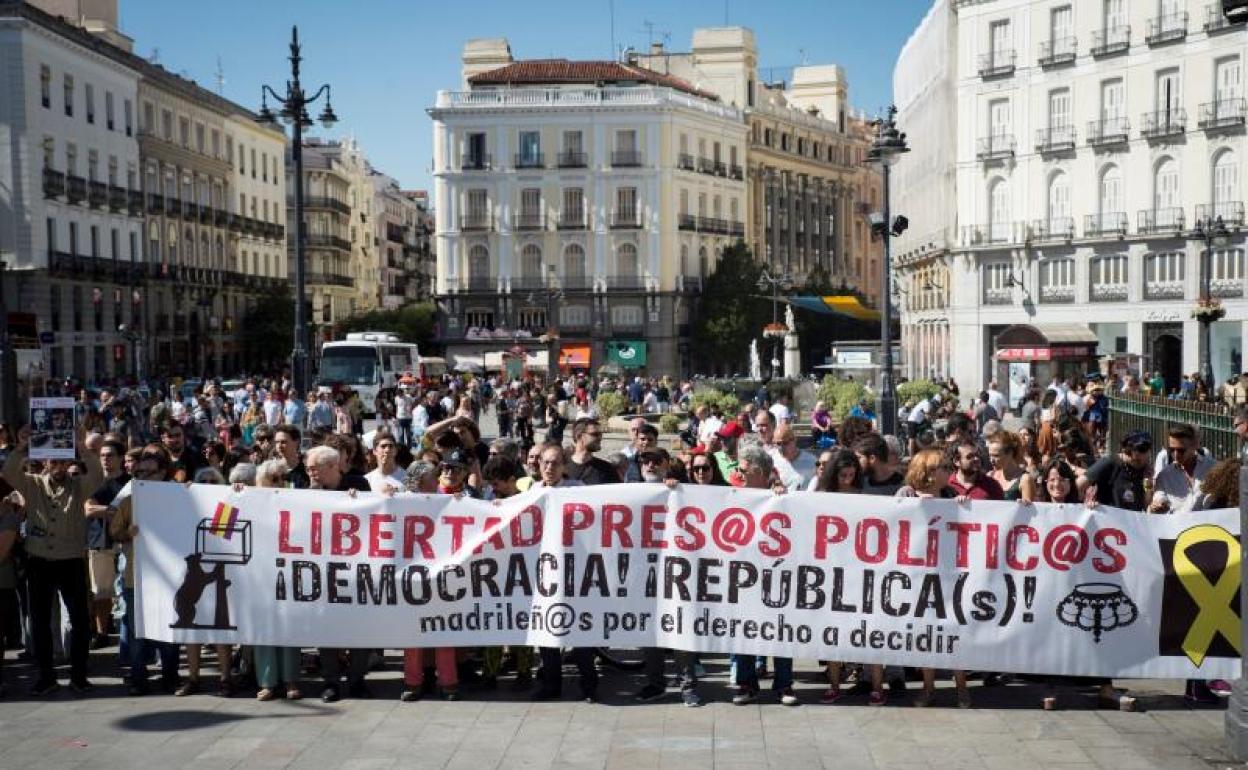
689;388;741;417
897;379;942;406
594;391;628;419
658;414;681;434
816;376;868;422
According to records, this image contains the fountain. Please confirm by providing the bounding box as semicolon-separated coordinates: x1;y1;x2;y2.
749;339;762;381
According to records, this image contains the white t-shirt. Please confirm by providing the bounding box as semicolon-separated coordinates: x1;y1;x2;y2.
769;403;793;425
1153;453;1216;513
908;399;931;424
697;416;724;445
769;446;817;492
263;399;283;425
365;467;407;493
395;394;414;420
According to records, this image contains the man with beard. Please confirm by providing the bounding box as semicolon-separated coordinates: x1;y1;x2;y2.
566;418;619;486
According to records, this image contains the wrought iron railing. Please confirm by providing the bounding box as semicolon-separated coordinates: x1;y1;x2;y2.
1109;392;1237;461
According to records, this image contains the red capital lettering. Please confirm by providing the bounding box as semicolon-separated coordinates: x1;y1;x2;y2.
601;504;634;548
1006;525;1039;570
758;512;791;557
814;515;849;559
673;506;706;551
402;515;435;560
946;522;982;569
641;505;667;548
474;516;508;555
330;512;361;556
278;510;302;554
442;515;476;556
368;514;395;558
855;518;889;563
562;502;595;546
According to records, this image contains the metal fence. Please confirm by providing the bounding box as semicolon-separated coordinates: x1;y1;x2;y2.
1108;393;1238;460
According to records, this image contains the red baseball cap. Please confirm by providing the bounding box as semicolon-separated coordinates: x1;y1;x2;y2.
716;421;745;439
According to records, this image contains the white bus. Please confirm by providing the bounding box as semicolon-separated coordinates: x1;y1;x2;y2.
318;332;419;416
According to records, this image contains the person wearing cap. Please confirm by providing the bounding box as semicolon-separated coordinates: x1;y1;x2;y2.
635;447;672;483
1080;431;1153;512
435;448;480;497
712;421;743;482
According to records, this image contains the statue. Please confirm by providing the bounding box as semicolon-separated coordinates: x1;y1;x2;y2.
785;304;796;332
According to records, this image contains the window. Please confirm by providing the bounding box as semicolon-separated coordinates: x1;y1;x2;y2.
1091;254;1129;297
161;109;172;139
72;286;83;331
104;91;114;130
1213;248;1245;285
562;130;583;154
468;245;490;282
85;83;94;123
1050;5;1073;43
563;188;584;219
1101;78;1124;121
518;131;541;166
520;244;543;279
211;130;220;158
39;64;50;108
988;19;1011;62
465;132;487;166
1154;157;1180;213
250;148;257;178
124;99;132;136
1156;68;1181;118
1216;56;1243;104
1099;165;1123;214
1103;0;1126;31
564;243;586;279
520;188;541;217
261;152;268;181
110;228;119;260
179;117;189;146
1040;257;1076;301
196;123;205;153
679;189;689;216
50;286;60;332
87;150;98;182
616;129;637;152
1048;88;1071;129
983;263;1013;303
616;243;638;276
616;187;637;222
988;98;1011;140
466;189;488;218
63;74;73;117
225;136;233;165
238;144;245;173
1213;150;1238;211
987;178;1010;241
66;143;76;175
69;221;79;255
46;216;56;252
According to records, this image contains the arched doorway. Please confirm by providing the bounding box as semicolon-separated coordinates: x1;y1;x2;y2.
1151;333;1183;395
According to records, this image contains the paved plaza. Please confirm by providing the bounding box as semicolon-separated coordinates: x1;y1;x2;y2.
0;650;1241;770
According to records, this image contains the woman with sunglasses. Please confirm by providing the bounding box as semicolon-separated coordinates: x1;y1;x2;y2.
898;449;971;708
806;449;837;491
687;450;727;486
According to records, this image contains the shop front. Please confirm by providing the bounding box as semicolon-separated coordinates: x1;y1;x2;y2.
558;344;592;372
994;324;1099;400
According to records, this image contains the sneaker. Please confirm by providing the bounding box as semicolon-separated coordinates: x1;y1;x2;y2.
30;678;60;696
256;688;276;702
634;684;666;703
779;687;800;707
682;689;704;708
68;678;93;694
320;686;340;703
399;688;422;702
174;678;199;697
285;687;302;701
580;688;597;704
868;691;887;707
820;687;842;704
732;687;759;705
1209;679;1234;697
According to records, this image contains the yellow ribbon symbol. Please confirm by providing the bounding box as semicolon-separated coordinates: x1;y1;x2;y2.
1174;524;1242;667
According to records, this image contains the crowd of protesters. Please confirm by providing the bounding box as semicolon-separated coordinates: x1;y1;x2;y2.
0;367;1242;711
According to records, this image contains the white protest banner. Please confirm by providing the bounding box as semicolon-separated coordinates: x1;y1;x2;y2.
132;481;1243;679
29;396;76;460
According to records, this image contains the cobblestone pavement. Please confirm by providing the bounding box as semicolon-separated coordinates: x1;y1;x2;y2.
0;649;1240;770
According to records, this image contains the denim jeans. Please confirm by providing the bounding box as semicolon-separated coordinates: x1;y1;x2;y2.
734;654;793;691
121;588;178;685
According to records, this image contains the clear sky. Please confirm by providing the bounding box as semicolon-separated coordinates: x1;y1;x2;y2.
119;0;933;192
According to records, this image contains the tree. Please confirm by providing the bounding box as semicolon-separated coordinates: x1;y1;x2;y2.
691;241;769;375
238;284;305;374
336;303;439;350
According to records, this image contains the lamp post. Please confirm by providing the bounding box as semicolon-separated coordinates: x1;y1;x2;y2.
257;26;338;396
1189;215;1231;391
757;269;792;379
866;105;910;436
118;323;143;384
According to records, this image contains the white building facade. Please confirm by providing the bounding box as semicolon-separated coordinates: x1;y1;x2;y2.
430;41;747;377
896;0;1248;394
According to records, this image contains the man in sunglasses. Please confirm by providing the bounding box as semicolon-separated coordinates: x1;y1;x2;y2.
1150;423;1215;514
1081;431;1153;511
567;418;619;486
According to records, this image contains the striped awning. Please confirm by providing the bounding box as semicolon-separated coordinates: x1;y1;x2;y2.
788;295;881;322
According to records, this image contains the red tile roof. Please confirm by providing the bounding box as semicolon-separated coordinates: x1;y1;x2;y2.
468;60;719;101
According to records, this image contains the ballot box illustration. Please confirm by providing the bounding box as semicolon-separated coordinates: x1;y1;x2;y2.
171;505;252;631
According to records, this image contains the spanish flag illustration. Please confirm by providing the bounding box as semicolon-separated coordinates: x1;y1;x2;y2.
210;501;240;539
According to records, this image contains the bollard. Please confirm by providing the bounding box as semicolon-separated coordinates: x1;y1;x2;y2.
1225;462;1248;759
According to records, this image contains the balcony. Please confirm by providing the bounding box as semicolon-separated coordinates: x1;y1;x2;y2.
677;153;696;171
729;164;744;180
512;212;546;231
611;150;643;167
1084;212;1128;237
304;233;352;251
514;152;545;169
1087;117;1130;148
459;213;492;232
1146;279;1186;300
66;175;86;204
1090;26;1130;57
977;50;1016;79
1035;125;1076;154
1138;208;1186;234
183;202;199;221
556;151;588;168
146;192;163;214
1038;36;1077;67
976;134;1015;162
985;222;1015;244
107;185;126;212
302;196;351;215
556;211;587;230
610;212;642;229
1039;284;1076;303
607;275;645;290
1198;99;1247;131
697;216;731;235
215;208;229;227
127;190;144;216
305;272;354;288
1031;217;1075;242
87;181;107;208
1141;109;1187;140
1206;4;1247;34
678;214;697;232
1090;281;1129;302
1212;277;1245;299
1146;12;1188;45
984;286;1013;305
446;275;496;292
164;196;180;217
1196;201;1246;226
42;168;65;198
461;153;492;171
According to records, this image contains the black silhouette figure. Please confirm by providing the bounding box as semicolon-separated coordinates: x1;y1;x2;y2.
171;554;232;630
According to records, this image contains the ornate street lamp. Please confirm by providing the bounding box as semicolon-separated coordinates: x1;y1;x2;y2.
258;26;338;395
1188;215;1231;391
865;105;910;436
757;269;793;379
